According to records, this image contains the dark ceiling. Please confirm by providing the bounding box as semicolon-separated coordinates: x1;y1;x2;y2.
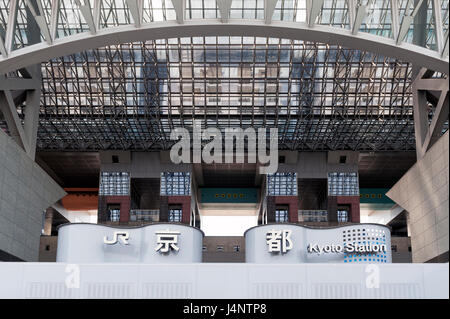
36;150;417;190
36;152;101;188
201;163;258;188
358;152;417;188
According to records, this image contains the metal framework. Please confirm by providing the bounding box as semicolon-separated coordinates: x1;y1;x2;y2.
0;0;448;152
0;1;448;73
412;67;449;158
33;37;424;151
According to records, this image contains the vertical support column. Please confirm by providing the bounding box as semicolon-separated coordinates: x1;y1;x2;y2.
159;196;169;222
287;198;299;223
390;0;400;39
23;68;41;160
413;0;427;47
266;196;276;223
43;207;54;236
327;196;338;223
98;196;108;223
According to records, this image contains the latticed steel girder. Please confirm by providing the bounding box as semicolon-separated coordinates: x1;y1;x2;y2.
0;0;448;152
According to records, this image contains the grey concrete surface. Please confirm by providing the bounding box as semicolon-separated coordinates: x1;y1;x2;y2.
0;129;66;261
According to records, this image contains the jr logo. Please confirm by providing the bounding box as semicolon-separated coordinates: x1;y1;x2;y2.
103;231;130;245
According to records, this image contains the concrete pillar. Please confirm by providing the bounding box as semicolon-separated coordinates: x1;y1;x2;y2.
327;196;338;223
387;132;449;263
43;208;54;236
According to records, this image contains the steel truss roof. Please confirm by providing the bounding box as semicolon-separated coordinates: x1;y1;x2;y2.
34;37;421;151
0;0;448;152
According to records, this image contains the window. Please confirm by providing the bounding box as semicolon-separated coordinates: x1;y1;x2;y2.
298;210;328;222
216;245;224;252
337;210;349;223
129;210;159;222
391;245;398;252
275;208;289;223
267;172;298;196
108;205;121;222
339;155;347;164
112;155;119;163
169;208;182;222
233;245;240;252
328;172;359;196
160;172;191;195
99;172;130;195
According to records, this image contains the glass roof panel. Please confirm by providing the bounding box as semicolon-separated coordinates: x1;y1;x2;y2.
33;36;420;151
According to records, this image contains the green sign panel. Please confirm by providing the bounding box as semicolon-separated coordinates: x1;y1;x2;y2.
200;188;258;203
359;188;394;204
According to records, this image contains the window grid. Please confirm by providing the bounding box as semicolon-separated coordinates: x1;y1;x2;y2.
169;209;183;222
99;172;130;196
298;210;328;222
109;209;121;222
275;209;289;223
327;172;359;196
129;210;160;222
337;210;349;223
267;172;298;196
160;172;191;195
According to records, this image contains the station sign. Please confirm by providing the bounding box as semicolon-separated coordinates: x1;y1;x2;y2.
200;188;258;204
359;188;394;204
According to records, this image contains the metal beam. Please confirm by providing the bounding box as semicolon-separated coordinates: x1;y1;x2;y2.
126;0;142;27
265;0;278;25
308;0;325;27
348;0;356;31
390;0;400;40
397;15;414;45
217;0;233;23
4;0;19;54
432;0;444;54
412;71;429;159
24;0;52;44
49;0;60;42
413;78;448;91
0;36;7;57
76;0;97;34
171;0;185;24
0;77;40;90
443;30;449;58
412;67;449;158
0;20;448;75
397;0;424;45
23;84;41;160
0;90;29;154
352;5;367;35
422;90;449;153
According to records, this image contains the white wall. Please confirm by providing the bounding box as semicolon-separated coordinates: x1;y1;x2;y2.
360;205;403;225
201;215;258;236
52;202;97;224
0;263;447;299
387;131;449;263
0;129;66;261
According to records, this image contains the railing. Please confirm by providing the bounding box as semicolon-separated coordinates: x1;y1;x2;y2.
129;210;160;222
